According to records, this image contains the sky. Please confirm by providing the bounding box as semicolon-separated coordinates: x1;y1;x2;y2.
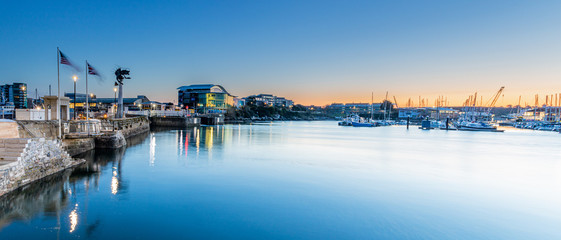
1;0;561;106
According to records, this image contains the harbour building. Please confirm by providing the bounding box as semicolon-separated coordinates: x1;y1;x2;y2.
244;94;294;107
325;103;382;115
177;84;235;114
65;93;149;113
1;83;28;109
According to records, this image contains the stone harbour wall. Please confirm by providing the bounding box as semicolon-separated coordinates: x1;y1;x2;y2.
150;116;201;127
0;138;83;196
62;138;95;156
17;120;60;140
0;121;19;138
95;131;127;149
104;116;150;138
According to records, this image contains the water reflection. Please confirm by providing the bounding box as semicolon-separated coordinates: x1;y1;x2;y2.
69;204;78;233
0;132;148;236
149;133;156;166
2;123;561;239
0;170;71;230
0;125;274;235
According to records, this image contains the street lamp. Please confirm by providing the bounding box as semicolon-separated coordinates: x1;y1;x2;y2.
73;75;77;120
113;87;117;116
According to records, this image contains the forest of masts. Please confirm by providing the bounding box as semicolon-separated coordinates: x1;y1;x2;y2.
399;89;561;109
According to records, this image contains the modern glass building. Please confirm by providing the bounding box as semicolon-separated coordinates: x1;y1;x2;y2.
177;84;234;114
0;82;27;109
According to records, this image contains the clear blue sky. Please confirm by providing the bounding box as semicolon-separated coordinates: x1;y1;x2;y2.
1;0;560;105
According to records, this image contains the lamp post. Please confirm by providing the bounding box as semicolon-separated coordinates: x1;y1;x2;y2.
73;75;77;120
21;86;26;109
113;87;117;116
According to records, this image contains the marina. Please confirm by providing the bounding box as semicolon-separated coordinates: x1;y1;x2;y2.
2;1;561;239
1;121;561;239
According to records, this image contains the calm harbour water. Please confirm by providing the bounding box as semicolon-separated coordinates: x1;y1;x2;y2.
1;121;561;239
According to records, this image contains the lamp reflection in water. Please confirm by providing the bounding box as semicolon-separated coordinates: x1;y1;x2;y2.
69;203;78;233
206;127;214;150
195;127;200;154
185;130;189;157
111;168;119;195
149;133;156;166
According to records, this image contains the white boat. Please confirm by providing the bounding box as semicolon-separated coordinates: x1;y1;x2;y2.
456;121;504;132
338;115;360;126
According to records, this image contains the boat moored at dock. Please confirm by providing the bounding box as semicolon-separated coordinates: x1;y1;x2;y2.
456;121;504;132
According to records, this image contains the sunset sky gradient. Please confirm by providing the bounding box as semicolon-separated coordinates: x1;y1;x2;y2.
1;0;561;106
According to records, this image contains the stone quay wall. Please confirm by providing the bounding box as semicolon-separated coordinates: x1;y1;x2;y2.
0;138;83;197
0;121;19;138
150;116;200;127
62;138;95;156
95;131;127;149
17;120;60;140
103;116;150;138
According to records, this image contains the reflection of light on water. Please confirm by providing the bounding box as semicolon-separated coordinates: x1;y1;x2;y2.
69;204;78;233
185;130;189;156
178;130;183;157
195;128;200;154
111;170;119;195
206;127;214;150
150;133;156;166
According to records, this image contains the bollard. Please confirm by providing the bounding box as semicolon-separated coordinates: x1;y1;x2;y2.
407;116;410;129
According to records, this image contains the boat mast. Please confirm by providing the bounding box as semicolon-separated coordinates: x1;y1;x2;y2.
371;92;374;121
384;91;388;120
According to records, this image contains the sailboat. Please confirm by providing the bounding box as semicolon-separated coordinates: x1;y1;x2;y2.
457;87;505;132
351;92;378;127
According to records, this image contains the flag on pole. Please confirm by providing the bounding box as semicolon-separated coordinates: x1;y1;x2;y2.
87;63;100;76
87;62;104;82
59;50;81;72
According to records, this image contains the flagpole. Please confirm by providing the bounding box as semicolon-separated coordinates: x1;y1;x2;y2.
57;47;61;139
86;60;90;136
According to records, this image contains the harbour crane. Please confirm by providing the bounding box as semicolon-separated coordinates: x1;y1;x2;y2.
393;96;399;108
484;86;505;118
485;86;505;108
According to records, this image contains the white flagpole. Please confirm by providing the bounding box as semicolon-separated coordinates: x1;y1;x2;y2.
86;60;90;136
57;47;61;139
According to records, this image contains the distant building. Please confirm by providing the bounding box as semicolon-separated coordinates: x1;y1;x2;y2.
177;84;235;114
428;107;459;119
66;93;149;112
15;109;46;120
397;107;459;120
397;108;422;119
95;95;149;111
65;92;97;112
244;94;294;107
325;102;382;115
1;83;27;109
137;101;168;110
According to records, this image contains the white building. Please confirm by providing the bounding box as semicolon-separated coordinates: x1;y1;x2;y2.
15;109;48;120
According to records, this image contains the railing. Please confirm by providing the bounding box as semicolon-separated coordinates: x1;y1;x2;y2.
125;110;191;117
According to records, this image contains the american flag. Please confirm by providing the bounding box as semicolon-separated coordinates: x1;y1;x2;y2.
59;50;80;72
87;63;100;76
